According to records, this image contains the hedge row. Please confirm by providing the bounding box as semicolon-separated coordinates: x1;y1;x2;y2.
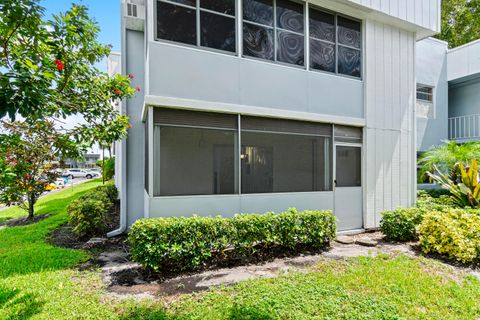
128;208;336;272
67;182;118;237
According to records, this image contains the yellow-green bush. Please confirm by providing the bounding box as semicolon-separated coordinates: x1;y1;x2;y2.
418;209;480;263
128;208;336;272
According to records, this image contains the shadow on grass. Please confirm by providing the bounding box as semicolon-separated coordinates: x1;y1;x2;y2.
0;183;99;278
0;287;44;319
118;303;274;320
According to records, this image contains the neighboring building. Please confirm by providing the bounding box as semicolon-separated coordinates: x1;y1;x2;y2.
416;37;480;187
63;153;101;169
111;0;441;235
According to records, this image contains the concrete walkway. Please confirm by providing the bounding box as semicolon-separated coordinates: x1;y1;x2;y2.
100;232;435;300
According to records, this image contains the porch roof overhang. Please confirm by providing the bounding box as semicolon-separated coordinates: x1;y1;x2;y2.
142;94;366;128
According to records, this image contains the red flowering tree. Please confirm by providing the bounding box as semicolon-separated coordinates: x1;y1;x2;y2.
0;1;136;211
0;0;135;144
0;121;83;219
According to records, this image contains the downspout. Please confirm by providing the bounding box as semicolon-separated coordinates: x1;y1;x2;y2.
107;138;127;237
107;1;129;238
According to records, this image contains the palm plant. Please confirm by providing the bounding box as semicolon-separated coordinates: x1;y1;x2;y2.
418;140;480;182
428;160;480;208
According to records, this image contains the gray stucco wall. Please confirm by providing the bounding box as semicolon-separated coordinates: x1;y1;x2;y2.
415;38;449;151
148;42;364;120
449;78;480;118
125;29;146;226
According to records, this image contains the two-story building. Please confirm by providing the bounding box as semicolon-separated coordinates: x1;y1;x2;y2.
416;37;480;154
110;0;442;236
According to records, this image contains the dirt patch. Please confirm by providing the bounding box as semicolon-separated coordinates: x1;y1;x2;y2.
0;214;51;227
49;225;86;249
106;200;120;232
48;200;122;250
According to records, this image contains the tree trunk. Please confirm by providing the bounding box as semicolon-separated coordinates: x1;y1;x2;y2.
102;148;105;185
28;193;35;220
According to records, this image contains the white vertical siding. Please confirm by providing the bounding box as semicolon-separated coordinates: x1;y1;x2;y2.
348;0;440;33
364;20;416;228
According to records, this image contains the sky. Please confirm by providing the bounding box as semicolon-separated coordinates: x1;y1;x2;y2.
41;0;121;71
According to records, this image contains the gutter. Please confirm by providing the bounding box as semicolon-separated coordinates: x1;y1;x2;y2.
107;5;128;238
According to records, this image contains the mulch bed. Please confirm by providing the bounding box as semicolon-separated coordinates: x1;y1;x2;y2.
109;243;330;287
0;214;51;227
48;199;121;250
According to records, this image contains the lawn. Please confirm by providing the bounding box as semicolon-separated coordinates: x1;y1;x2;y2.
0;181;479;319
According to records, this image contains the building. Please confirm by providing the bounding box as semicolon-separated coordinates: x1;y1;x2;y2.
416;37;480;152
109;0;442;236
63;153;101;169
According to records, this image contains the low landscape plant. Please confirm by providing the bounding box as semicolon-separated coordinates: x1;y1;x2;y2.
128;208;336;272
380;208;425;241
428;159;480;208
418;209;480;263
67;182;117;237
380;191;456;242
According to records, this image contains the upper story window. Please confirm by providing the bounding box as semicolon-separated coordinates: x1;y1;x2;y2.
309;8;361;77
156;0;236;53
416;84;435;118
242;0;305;66
155;0;362;78
416;84;433;102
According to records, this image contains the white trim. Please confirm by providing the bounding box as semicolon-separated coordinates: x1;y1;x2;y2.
148;106;154;201
144;95;366;127
447;38;480;53
151;190;334;200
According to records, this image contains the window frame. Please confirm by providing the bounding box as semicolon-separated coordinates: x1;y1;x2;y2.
153;0;363;80
155;0;238;56
152;110;367;198
416;84;435;119
308;4;362;79
241;0;307;68
153;123;239;197
416;84;434;103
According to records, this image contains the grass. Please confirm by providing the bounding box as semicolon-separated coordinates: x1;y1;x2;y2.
0;180;480;319
0;182;97;223
0;179;119;319
160;256;480;320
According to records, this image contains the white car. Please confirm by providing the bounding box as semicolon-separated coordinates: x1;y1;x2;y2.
63;169;99;179
55;178;66;187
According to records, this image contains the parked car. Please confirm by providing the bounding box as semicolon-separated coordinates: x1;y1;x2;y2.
62;169;99;179
54;178;66;187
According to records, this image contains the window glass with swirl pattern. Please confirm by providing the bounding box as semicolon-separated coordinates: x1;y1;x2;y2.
276;0;304;66
309;9;335;73
243;0;275;60
337;16;361;77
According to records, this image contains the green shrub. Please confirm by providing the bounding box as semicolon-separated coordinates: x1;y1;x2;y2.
67;183;118;237
380;208;425;242
380;192;458;242
128;209;336;272
417;189;451;198
94;182;118;202
417;192;456;210
418;209;480;263
68;198;109;237
97;157;115;181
